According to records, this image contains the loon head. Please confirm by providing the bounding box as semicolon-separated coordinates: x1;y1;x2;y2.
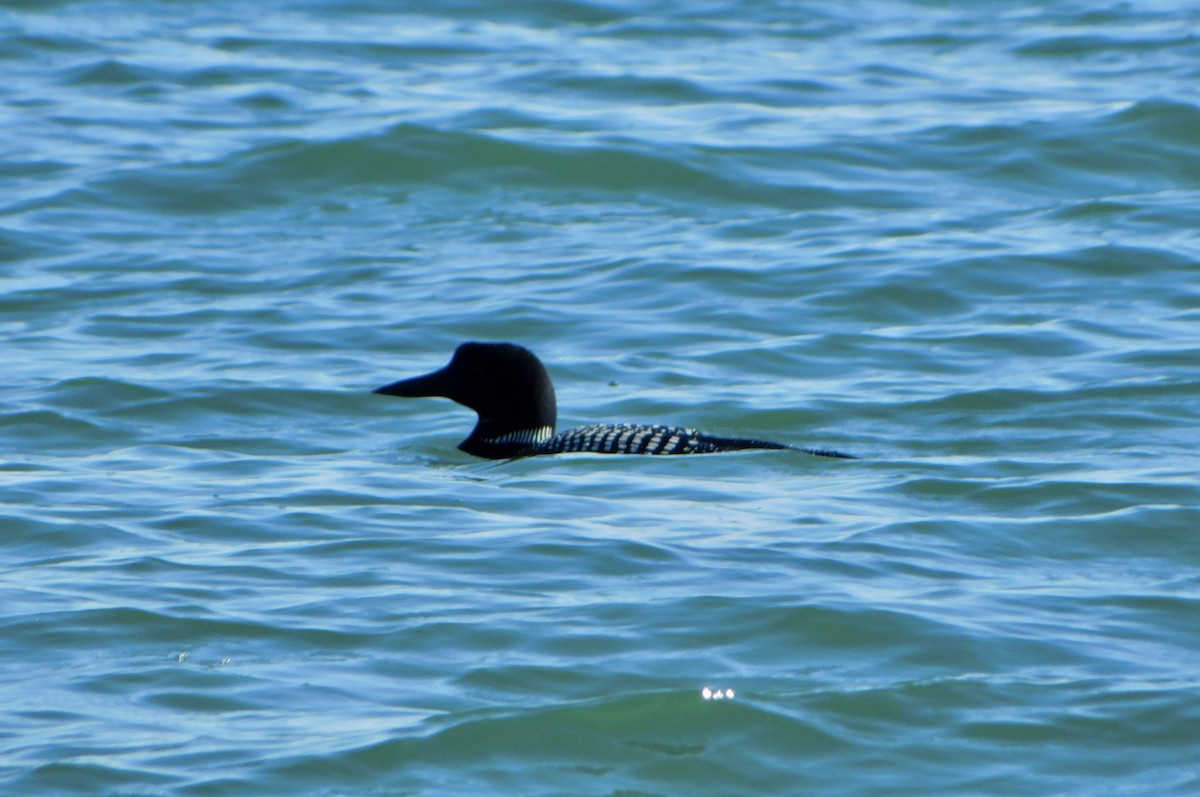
374;341;558;458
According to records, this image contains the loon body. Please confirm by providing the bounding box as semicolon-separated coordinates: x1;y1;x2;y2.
374;342;854;460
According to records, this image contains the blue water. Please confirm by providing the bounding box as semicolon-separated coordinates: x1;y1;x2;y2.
3;2;1199;795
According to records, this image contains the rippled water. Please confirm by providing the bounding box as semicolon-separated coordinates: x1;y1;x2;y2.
3;2;1199;795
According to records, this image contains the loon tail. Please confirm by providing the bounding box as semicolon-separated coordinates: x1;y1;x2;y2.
790;445;859;459
698;435;858;459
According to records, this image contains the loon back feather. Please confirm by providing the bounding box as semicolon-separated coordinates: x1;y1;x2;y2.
374;341;855;460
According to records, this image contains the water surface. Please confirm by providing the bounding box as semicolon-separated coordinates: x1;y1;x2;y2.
2;2;1199;795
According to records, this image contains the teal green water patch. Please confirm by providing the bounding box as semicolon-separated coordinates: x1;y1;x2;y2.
59;58;163;87
139;122;871;214
267;690;847;795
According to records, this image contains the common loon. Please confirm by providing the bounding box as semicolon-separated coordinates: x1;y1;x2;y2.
374;342;855;460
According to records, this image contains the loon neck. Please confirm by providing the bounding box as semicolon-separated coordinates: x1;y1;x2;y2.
460;422;555;459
